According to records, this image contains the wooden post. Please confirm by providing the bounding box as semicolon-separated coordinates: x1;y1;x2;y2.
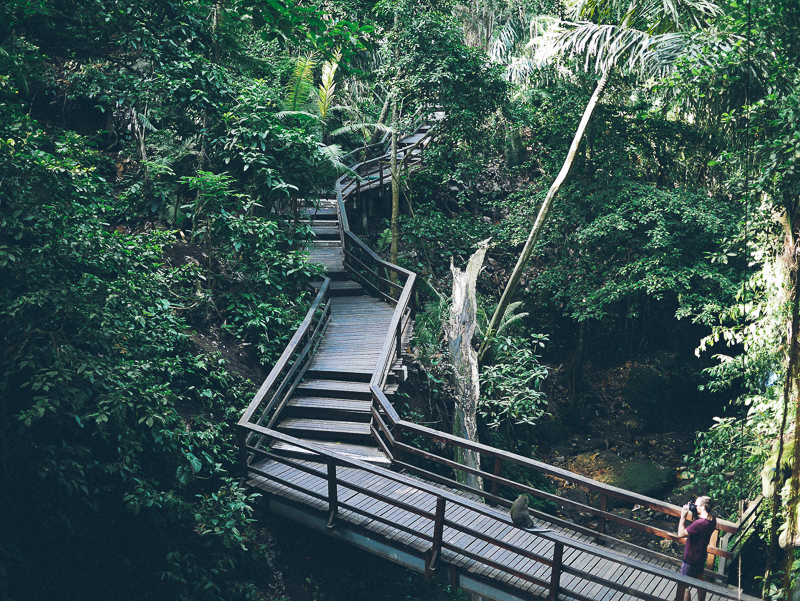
379;163;384;199
427;496;446;577
548;541;563;601
395;424;403;462
490;457;502;498
396;314;403;358
597;494;607;535
327;457;338;529
237;427;248;484
706;530;719;571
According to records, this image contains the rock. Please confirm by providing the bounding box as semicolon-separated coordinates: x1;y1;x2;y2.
622;416;646;434
591;455;676;499
617;446;634;458
588;437;608;451
660;539;673;551
552;441;578;457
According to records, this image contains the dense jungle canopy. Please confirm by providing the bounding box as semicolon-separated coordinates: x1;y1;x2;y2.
2;0;800;599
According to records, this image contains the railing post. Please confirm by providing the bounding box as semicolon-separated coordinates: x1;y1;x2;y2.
379;162;384;199
396;316;403;359
395;423;403;462
427;496;446;579
597;494;607;535
490;457;502;499
237;427;250;485
327;457;338;529
548;541;563;601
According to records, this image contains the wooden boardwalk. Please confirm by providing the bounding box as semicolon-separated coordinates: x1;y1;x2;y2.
238;113;759;601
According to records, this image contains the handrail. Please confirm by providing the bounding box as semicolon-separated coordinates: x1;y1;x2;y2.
236;109;761;597
238;277;332;430
367;385;739;576
242;424;760;601
333;116;428;393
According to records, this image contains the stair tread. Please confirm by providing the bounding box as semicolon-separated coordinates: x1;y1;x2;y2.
311;280;362;289
277;418;371;434
287;397;371;413
271;440;389;464
297;378;371;398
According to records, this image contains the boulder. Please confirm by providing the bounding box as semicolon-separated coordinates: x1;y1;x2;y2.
575;451;676;500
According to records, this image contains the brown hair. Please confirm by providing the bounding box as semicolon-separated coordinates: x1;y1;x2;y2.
697;496;713;511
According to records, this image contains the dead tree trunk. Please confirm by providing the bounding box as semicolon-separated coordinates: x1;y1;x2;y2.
446;239;490;493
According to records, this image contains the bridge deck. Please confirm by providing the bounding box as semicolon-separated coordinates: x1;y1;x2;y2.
247;458;731;601
241;114;754;601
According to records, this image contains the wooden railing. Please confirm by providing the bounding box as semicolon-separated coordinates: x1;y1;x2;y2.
237;278;332;461
335;156;416;392
236;111;763;600
242;425;760;601
369;386;757;585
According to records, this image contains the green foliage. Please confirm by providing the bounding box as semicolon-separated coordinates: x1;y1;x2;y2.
501;179;742;325
399;200;494;277
479;335;549;429
0;2;334;593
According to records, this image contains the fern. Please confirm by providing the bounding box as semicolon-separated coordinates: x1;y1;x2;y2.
285;53;316;111
316;50;341;122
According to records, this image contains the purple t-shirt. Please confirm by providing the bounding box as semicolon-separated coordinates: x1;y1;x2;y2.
683;516;716;565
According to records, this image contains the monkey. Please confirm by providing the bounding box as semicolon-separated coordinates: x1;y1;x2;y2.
510;494;549;532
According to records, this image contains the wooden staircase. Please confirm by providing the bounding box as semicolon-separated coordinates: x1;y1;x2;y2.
269;200;406;466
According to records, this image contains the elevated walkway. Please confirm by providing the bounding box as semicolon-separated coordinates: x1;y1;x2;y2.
237;112;760;601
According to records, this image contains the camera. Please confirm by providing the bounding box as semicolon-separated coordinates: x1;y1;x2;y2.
686;502;698;516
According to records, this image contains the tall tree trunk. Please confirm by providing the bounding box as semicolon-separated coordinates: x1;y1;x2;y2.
370;94;391;145
390;99;400;282
568;319;587;404
478;68;611;363
765;210;800;593
446;239;490;493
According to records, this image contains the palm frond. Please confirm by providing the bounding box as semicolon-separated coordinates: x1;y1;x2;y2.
317;143;359;177
317;49;341;122
490;17;525;63
275;110;319;121
533;19;700;77
285;53;316;111
330;122;394;137
496;301;530;337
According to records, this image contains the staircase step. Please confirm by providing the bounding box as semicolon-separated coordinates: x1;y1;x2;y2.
310;280;363;296
299;207;338;220
296;379;372;400
270;440;390;465
311;225;341;239
286;396;372;421
276;418;372;442
292;381;398;403
305;366;372;382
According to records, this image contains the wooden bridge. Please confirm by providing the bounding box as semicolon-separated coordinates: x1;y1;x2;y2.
237;115;761;601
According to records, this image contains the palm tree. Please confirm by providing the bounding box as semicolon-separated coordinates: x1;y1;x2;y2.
477;0;722;362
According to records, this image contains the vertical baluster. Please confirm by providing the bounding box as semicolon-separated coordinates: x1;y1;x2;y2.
327;457;338;529
396;315;403;358
548;541;563;601
597;494;607;535
427;496;446;579
237;428;248;483
490;457;502;499
395;424;403;462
